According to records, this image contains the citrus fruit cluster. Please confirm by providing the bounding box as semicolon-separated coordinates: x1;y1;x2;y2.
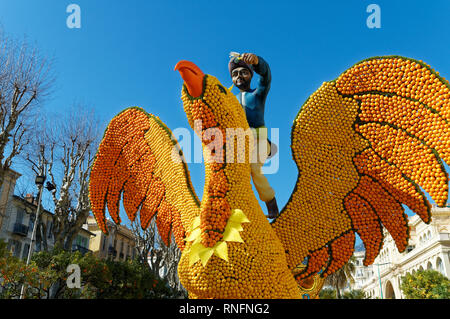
274;81;366;279
89;107;200;249
355;93;449;207
177;75;302;298
89;56;449;300
353;148;430;224
336;56;450;121
273;56;449;279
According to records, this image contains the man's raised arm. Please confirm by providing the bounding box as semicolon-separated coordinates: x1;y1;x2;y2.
241;53;271;96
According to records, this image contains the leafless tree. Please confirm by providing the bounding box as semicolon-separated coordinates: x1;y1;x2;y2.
131;217;185;294
161;237;184;293
324;256;356;299
26;105;99;251
0;30;54;186
131;217;157;267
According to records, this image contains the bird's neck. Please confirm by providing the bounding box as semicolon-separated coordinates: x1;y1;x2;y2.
198;136;258;247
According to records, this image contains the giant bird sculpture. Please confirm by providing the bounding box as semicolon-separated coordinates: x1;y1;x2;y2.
89;56;450;298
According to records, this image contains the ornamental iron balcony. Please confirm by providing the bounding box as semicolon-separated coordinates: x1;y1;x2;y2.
108;246;117;257
13;223;29;236
72;244;91;255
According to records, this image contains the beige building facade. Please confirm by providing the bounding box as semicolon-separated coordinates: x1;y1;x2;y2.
0;169;94;258
86;215;137;261
0;169;22;232
352;206;450;299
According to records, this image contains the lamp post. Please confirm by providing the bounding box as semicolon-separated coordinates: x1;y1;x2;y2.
20;155;47;299
374;262;390;299
19;145;57;298
20;168;47;299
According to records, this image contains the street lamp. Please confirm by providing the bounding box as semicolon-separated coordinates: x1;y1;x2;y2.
20;171;47;299
374;262;390;299
45;181;56;192
35;175;46;186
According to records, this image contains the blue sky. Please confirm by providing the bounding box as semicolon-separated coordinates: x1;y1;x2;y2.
0;1;449;245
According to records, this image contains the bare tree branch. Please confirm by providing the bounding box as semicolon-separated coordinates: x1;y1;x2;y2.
25;104;100;250
130;216;186;295
0;30;55;185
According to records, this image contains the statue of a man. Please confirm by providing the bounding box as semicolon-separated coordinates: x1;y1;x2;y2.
228;52;279;218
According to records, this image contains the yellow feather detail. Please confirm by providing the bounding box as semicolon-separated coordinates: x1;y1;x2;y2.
214;242;228;261
185;209;249;266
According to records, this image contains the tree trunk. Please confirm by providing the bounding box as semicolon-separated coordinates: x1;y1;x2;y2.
39;221;48;252
27;106;98;254
335;284;342;299
0;31;54;193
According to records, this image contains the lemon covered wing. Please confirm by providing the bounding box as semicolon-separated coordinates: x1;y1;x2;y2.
272;56;450;279
89;107;200;250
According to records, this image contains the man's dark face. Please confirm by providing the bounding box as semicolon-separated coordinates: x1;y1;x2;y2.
231;67;253;91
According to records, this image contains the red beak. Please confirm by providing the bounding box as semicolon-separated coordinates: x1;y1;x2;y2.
174;60;205;98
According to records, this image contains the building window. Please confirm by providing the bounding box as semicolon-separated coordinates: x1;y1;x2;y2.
406;245;415;253
22;243;30;260
74;235;81;246
16;209;25;224
8;239;22;258
437;258;444;275
74;235;88;248
102;235;106;251
47;221;53;239
28;213;35;234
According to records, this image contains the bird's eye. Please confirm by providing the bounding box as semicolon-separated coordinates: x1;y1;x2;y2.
217;84;227;95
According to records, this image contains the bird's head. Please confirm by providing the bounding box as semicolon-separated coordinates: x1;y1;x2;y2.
175;60;252;163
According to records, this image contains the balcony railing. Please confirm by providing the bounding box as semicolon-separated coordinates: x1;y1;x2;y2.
438;233;450;242
13;223;29;236
72;244;92;255
108;246;117;257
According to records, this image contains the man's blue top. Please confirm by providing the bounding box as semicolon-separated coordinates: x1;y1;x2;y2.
236;56;271;128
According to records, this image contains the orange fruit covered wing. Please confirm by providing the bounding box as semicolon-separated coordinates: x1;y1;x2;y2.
272;56;450;280
89;107;200;250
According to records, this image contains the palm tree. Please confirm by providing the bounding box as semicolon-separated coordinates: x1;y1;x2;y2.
324;256;356;299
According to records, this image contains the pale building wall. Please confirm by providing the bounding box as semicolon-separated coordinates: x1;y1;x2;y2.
0;195;55;258
0;168;95;258
351;206;450;299
87;215;137;261
0;169;21;231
